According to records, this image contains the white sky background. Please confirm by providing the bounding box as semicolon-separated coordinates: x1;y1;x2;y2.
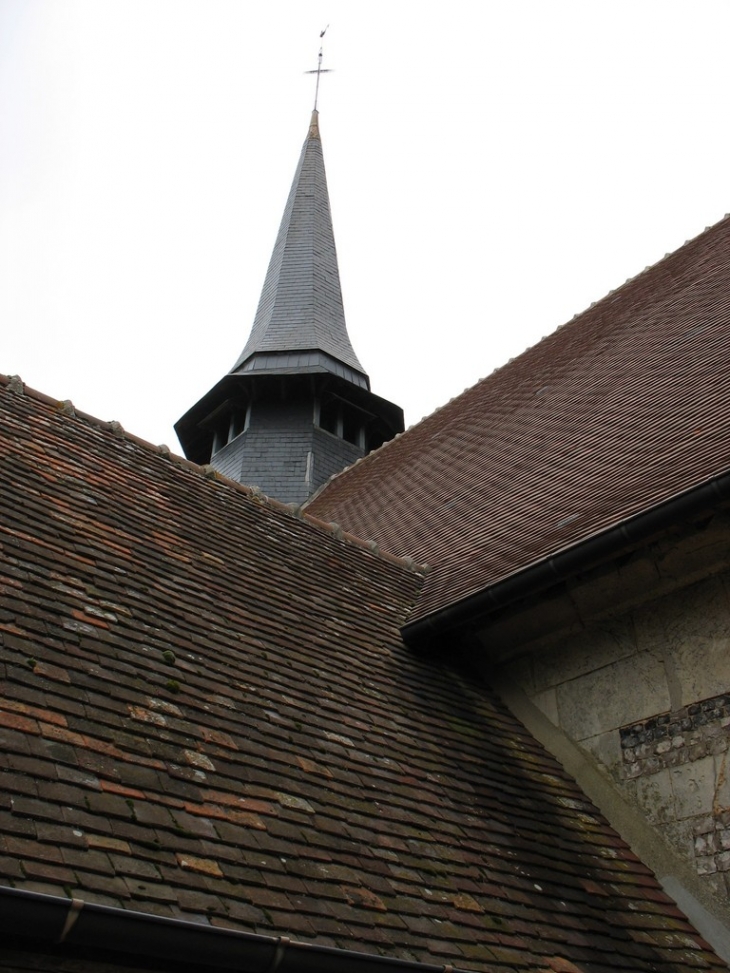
1;2;729;450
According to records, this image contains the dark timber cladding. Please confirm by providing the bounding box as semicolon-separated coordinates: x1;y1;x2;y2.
175;110;403;505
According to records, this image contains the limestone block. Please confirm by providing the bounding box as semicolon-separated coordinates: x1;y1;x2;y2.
670;755;716;819
635;768;675;825
639;575;730;708
556;651;669;741
632;601;667;660
714;751;730;814
531;687;558;726
661;816;698;862
532;617;637;692
674;631;730;710
580;729;623;776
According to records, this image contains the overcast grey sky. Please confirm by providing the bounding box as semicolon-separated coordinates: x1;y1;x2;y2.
2;1;729;450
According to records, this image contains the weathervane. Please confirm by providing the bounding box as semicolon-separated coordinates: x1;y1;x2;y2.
305;26;332;111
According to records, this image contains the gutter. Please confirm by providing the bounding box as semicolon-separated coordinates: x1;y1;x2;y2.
0;886;464;973
402;469;730;647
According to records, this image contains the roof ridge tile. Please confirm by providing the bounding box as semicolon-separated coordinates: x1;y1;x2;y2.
0;374;427;579
315;214;730;500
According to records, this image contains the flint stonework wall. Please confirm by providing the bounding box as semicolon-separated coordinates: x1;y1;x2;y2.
490;514;730;898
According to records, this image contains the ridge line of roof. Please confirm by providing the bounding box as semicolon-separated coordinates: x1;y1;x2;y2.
305;427;410;503
312;212;730;495
0;374;428;578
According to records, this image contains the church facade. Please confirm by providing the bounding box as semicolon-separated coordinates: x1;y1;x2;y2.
2;110;730;972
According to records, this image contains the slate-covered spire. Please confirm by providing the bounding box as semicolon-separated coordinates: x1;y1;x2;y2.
175;111;403;505
231;110;367;388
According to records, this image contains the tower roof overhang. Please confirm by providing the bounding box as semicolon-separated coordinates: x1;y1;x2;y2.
175;369;403;467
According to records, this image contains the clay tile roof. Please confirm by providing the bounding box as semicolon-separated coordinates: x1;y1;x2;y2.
0;376;726;971
306;216;730;626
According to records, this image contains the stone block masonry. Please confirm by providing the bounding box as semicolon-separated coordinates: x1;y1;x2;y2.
488;512;730;901
621;694;730;780
620;691;730;891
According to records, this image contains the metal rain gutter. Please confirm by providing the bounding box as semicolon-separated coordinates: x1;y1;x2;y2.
1;886;464;973
402;469;730;648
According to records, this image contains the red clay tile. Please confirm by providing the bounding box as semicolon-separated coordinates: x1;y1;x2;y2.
0;376;726;971
308;217;730;631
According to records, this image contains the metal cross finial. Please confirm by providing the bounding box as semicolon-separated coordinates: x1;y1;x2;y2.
305;27;332;111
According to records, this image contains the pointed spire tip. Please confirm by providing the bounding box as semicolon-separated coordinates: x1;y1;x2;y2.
309;109;320;139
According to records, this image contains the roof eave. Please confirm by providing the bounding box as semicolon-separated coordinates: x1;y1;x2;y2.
1;887;468;973
403;468;730;649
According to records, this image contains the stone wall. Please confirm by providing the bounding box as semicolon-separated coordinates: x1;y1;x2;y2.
620;689;730;886
481;510;730;899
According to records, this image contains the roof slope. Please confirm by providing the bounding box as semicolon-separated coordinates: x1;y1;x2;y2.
307;216;730;623
230;111;366;382
0;377;726;972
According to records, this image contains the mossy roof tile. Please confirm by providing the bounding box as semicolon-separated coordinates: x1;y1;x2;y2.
0;377;726;971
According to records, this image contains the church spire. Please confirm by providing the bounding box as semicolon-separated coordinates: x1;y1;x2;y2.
230;110;367;388
175;110;403;505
